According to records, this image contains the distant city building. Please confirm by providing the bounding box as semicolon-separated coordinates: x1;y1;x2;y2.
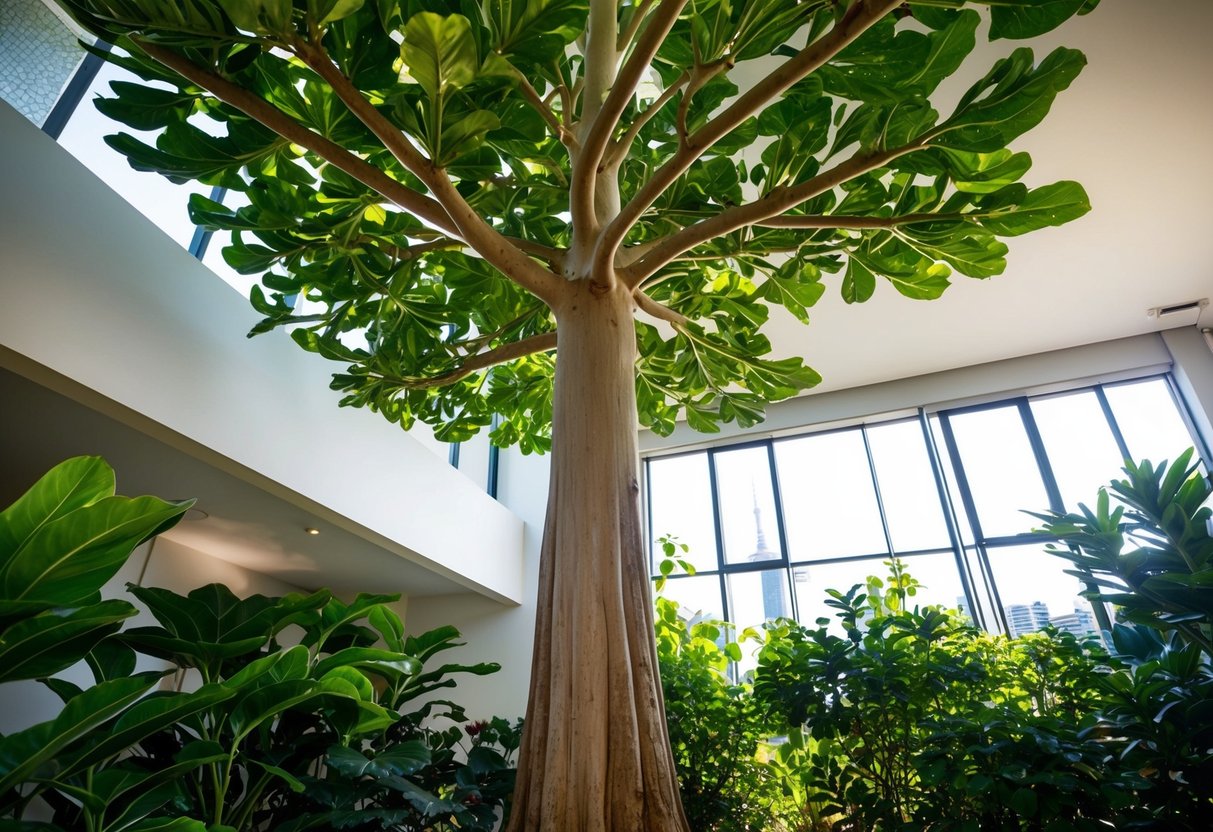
1003;600;1100;639
1049;605;1098;638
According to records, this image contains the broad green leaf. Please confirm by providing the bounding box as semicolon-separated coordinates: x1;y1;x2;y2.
0;456;113;565
57;685;234;778
0;496;190;614
314;647;423;681
326;740;430;778
932;47;1086;152
842;259;876;304
0;673;160;795
977;180;1091;236
368;605;404;652
401;13;478;99
990;0;1098;40
248;758;308;792
309;0;365;26
215;0;292;36
0;600;137;683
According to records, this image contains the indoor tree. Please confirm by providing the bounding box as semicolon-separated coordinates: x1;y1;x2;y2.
53;1;1098;829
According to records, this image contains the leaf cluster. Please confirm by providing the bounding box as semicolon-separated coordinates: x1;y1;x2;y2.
54;0;1098;447
0;458;517;832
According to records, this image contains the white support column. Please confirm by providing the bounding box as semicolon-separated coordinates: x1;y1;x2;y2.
1160;325;1213;459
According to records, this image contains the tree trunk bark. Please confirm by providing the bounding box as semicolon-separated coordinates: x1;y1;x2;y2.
506;279;690;832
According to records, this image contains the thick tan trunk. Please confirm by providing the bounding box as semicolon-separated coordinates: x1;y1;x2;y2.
506;280;690;832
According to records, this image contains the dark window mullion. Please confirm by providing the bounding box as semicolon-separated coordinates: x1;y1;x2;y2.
706;450;730;622
42;41;111;140
1162;373;1213;466
917;409;984;628
937;412;1008;634
1094;384;1134;463
1017;399;1065;513
861;424;896;558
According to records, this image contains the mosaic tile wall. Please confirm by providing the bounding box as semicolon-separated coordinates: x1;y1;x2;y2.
0;0;86;125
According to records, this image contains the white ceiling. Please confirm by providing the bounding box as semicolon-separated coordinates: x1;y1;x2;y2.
764;0;1213;395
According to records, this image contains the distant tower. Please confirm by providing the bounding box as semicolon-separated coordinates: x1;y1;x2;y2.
1030;601;1051;631
747;487;786;620
1004;604;1033;638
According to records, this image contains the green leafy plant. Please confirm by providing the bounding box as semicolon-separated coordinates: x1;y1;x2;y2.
1032;448;1213;656
1034;449;1213;829
52;1;1101;824
654;555;796;831
0;456;191;685
0;459;517;832
752;561;1116;830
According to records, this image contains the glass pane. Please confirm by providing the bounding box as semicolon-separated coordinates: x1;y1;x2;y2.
657;574;724;625
866;420;951;553
985;544;1102;639
792;553;968;630
456;432;492;493
1104;378;1198;468
725;569;792;628
944;406;1051;538
713;446;783;566
647;453;719;574
775;430;887;561
929;415;976;545
56;59;209;248
1031;391;1125;510
893;552;970;618
791;558;883;630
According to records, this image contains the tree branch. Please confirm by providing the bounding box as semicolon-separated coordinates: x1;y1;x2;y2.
569;0;623;247
617;0;656;53
407;332;558;390
511;65;577;148
599;0;903;273
757;211;959;230
633;289;689;326
293;40;565;305
575;0;688;233
622;141;925;285
606;69;690;168
132;40;461;237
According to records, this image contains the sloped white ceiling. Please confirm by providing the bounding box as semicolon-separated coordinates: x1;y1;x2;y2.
760;0;1213;396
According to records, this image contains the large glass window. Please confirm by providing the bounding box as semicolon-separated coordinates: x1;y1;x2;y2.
646;375;1204;646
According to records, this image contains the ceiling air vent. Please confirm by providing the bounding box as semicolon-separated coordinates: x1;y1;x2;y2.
1146;298;1208;322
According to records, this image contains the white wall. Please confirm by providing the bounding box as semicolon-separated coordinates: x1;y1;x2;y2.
404;447;550;721
0;99;524;603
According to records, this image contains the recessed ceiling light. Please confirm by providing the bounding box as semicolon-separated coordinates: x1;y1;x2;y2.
305;527;321;536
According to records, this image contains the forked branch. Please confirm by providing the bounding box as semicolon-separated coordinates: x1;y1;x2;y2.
598;0;903;272
633;289;689;326
622;141;926;285
293;40;563;305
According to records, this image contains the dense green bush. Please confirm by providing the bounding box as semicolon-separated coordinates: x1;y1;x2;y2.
652;449;1213;831
1033;449;1213;830
0;458;518;831
654;538;796;830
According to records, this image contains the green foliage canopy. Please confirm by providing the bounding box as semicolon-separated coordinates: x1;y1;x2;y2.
58;0;1096;450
